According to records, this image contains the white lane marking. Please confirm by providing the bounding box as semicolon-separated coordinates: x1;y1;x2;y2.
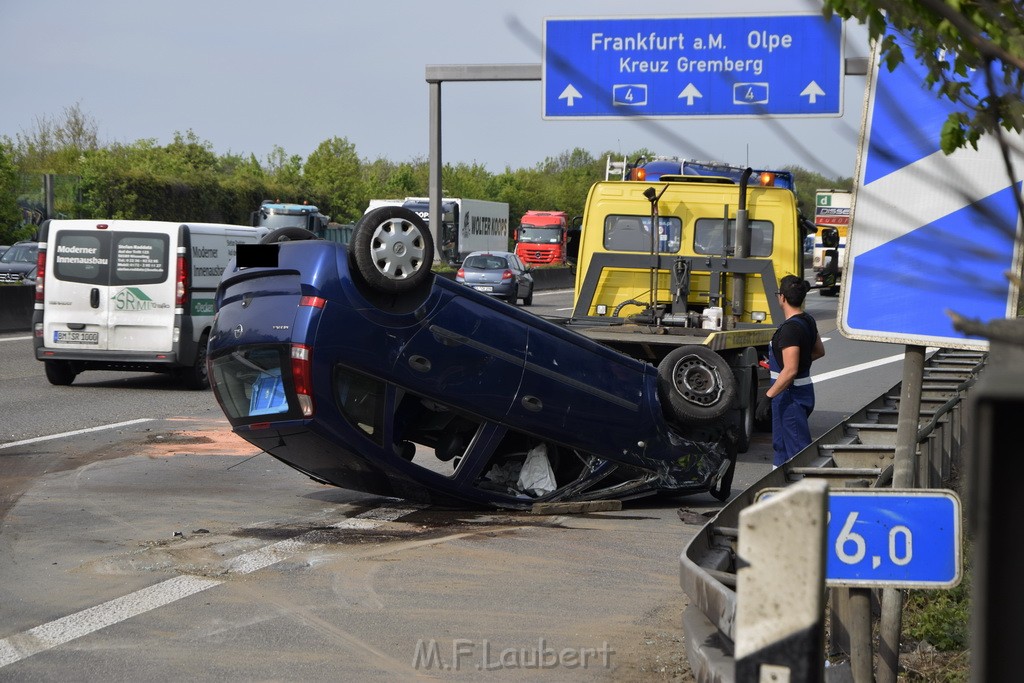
0;419;154;450
0;335;33;342
0;575;222;667
811;353;904;383
0;504;423;668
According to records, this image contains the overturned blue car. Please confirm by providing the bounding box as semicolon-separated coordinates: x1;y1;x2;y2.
207;207;734;509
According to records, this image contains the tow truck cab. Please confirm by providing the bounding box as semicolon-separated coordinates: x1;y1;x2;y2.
571;173;802;331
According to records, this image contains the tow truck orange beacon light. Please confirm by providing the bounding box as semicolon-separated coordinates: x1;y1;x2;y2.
759;172;776;187
630;167;647;181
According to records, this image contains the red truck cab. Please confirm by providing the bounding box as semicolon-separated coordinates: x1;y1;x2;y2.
514;210;568;265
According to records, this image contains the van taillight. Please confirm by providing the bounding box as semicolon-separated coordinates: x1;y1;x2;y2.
291;344;314;417
176;255;188;307
35;249;46;303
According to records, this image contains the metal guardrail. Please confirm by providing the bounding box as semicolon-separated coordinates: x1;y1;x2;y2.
679;348;987;682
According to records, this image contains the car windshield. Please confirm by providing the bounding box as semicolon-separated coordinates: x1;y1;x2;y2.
518;227;562;243
464;255;508;270
260;213;308;230
1;244;37;264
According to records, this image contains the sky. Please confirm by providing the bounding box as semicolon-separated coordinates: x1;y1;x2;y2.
0;0;870;180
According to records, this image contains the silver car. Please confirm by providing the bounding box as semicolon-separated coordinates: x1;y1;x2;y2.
456;250;534;305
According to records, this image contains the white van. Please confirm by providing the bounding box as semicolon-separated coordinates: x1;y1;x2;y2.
33;219;267;388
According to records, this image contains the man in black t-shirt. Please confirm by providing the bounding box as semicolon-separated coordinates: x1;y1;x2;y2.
757;275;825;467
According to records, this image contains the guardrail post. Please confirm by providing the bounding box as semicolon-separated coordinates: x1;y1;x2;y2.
878;344;925;683
735;479;828;682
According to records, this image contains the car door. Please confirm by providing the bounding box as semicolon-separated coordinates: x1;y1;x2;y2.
388;292;528;421
508;319;655;462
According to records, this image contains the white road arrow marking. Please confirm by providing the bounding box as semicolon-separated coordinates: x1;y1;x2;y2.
801;81;826;103
559;84;582;107
677;83;703;105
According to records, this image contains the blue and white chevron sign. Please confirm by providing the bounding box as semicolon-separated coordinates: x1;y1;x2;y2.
840;29;1024;349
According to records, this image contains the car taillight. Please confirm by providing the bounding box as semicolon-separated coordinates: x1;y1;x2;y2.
501;269;514;281
291;344;314;416
456;268;465;278
299;295;326;308
176;254;188;307
34;248;46;303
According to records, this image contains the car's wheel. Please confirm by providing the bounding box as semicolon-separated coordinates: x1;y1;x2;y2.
523;285;534;306
261;227;319;243
657;345;737;425
179;333;210;390
506;284;518;305
351;206;434;293
44;360;76;386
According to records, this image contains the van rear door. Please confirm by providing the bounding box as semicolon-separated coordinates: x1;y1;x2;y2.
44;223;175;352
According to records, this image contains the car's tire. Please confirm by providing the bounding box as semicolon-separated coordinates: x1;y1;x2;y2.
261;227;319;244
44;360;76;386
656;345;737;425
351;206;434;293
179;333;210;390
523;285;534;306
506;284;518;305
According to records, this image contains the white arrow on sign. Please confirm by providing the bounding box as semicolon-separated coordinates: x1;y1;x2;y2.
801;81;826;104
559;84;583;107
677;83;703;106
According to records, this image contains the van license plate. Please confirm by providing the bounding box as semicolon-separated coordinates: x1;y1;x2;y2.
54;330;99;344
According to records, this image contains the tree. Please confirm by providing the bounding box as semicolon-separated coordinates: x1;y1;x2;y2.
0;142;25;243
9;102;100;173
265;145;304;188
304;137;365;222
823;0;1024;154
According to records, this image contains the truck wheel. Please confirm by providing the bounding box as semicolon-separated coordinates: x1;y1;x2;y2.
261;227;319;243
45;360;77;386
352;207;434;293
734;370;756;453
179;333;210;390
657;345;736;425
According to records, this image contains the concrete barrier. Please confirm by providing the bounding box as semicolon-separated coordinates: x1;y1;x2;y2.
0;286;33;333
0;269;576;335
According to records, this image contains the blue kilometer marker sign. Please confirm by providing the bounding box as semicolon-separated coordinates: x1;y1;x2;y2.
826;490;962;588
755;488;962;588
543;14;844;119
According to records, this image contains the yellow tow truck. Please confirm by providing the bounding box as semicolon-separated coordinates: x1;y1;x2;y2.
563;168;811;453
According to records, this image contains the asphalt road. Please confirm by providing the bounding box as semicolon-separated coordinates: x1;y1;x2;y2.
0;291;912;681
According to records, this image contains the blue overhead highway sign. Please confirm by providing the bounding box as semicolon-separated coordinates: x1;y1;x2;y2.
543;14;844;119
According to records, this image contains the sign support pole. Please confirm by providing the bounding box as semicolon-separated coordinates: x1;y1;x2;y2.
877;344;925;683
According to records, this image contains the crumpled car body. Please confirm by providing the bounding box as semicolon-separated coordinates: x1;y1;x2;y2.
208;219;730;509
